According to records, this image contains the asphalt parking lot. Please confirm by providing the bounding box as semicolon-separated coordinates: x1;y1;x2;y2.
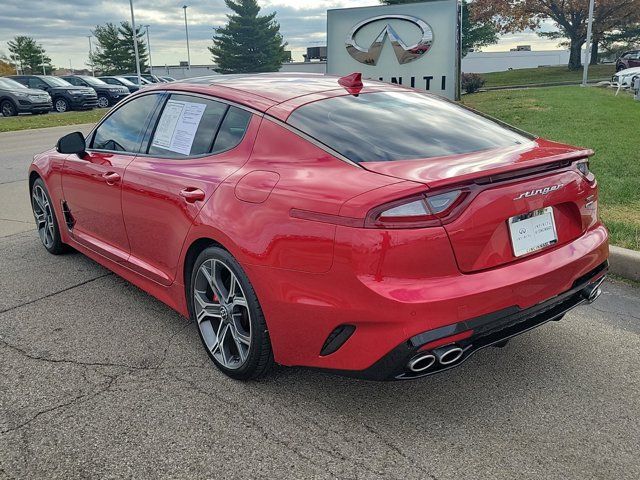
0;125;639;479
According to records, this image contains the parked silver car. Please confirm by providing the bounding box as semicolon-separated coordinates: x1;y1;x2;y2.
0;77;52;116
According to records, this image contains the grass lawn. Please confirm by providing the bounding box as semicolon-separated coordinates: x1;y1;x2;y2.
0;109;105;133
462;86;639;251
481;64;616;88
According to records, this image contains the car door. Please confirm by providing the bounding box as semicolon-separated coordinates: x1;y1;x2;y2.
61;92;163;263
630;51;640;68
121;93;256;285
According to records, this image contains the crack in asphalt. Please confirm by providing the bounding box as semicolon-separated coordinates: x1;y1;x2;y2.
587;304;640;322
0;218;33;225
0;369;123;436
0;316;194;437
0;273;113;315
161;370;365;480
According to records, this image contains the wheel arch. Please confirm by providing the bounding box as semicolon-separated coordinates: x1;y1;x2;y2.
182;237;225;292
28;170;41;194
0;96;18;113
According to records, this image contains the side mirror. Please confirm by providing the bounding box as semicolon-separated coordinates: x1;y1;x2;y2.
57;132;86;157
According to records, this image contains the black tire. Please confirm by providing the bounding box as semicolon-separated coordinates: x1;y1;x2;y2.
31;178;67;255
53;97;69;113
1;100;17;117
189;246;274;380
97;95;110;108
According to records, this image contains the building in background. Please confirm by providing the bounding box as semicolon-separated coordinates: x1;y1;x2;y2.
151;47;593;80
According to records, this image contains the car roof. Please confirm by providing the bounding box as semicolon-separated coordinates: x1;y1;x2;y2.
147;73;404;120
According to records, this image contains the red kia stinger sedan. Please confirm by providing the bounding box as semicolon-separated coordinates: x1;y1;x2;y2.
29;73;609;381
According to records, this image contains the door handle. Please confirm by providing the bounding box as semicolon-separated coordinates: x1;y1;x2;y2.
180;187;206;203
102;172;121;185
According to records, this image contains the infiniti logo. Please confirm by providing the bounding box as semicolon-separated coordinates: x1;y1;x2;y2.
345;14;434;65
514;184;564;201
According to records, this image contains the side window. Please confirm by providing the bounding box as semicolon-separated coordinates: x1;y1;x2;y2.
212;107;252;154
148;94;228;158
92;94;160;153
65;78;77;86
28;78;46;89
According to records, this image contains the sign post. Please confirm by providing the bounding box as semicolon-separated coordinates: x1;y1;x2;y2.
327;0;460;100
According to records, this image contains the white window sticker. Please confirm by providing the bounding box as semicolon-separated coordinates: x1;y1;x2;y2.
152;100;207;155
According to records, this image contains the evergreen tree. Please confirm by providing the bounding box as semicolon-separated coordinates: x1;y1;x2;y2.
91;21;147;75
7;36;52;74
209;0;288;74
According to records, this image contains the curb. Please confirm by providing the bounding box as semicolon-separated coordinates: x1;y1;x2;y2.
482;78;612;91
609;246;640;282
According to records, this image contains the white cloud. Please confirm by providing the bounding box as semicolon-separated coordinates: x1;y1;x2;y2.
0;0;564;69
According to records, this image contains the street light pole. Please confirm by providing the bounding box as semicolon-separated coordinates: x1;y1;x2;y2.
143;25;153;76
582;0;596;87
39;43;46;75
183;5;191;70
129;0;142;85
87;35;95;76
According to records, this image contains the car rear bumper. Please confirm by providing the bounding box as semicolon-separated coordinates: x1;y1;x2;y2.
251;223;609;376
338;261;608;380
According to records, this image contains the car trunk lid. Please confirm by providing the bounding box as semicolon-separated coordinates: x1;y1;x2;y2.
360;139;597;273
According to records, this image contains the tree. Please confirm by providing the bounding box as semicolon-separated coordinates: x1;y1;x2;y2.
7;36;52;74
91;21;147;75
473;0;640;70
379;0;498;57
600;22;640;63
209;0;288;74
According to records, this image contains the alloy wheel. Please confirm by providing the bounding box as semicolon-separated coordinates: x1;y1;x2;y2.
1;101;16;117
32;184;55;249
55;99;68;113
98;96;109;108
193;258;252;370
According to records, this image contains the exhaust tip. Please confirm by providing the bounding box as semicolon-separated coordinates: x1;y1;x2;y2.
587;287;602;303
433;345;464;366
583;278;605;304
407;354;436;373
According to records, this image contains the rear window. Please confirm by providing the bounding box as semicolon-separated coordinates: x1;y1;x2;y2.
287;91;533;163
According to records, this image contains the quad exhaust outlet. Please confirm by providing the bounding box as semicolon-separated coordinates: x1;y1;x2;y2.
407;354;436;372
583;278;605;304
407;344;465;373
433;345;464;366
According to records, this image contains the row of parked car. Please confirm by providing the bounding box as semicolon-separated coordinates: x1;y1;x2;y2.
0;73;176;117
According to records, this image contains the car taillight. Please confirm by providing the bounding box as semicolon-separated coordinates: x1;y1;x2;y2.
576;160;590;177
365;190;465;229
575;159;596;183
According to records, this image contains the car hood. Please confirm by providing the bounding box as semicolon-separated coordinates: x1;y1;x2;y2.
7;88;49;96
359;139;592;189
616;67;640;77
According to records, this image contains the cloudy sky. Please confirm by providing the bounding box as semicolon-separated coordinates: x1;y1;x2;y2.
0;0;561;69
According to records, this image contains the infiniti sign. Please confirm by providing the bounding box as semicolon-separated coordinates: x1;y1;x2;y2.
327;1;460;99
345;15;434;65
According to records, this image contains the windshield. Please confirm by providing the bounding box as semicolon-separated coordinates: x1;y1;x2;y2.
80;76;107;86
42;76;72;87
0;78;27;89
287;91;534;163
